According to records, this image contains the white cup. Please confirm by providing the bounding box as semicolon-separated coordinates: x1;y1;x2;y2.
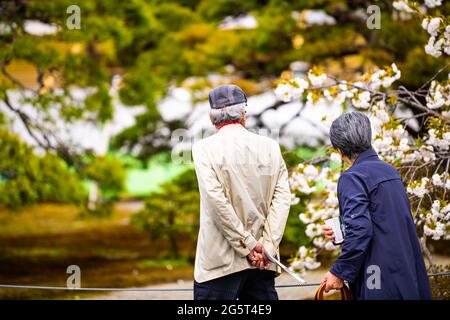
324;217;344;244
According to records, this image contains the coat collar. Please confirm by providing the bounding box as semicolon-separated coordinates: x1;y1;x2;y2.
216;121;242;132
353;148;379;166
216;123;246;134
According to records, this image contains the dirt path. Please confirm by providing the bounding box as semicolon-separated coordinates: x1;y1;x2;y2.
91;269;326;300
91;255;450;300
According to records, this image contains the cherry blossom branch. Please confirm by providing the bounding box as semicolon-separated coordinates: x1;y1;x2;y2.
416;64;449;93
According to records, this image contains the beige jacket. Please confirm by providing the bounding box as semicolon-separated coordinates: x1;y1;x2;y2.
192;123;291;283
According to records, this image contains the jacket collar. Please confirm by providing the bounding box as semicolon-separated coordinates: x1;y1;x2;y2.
353;148;379;166
216;123;245;133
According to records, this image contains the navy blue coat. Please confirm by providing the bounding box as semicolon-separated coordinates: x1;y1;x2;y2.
330;148;431;300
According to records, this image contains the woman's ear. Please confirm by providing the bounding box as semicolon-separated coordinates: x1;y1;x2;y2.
339;151;354;165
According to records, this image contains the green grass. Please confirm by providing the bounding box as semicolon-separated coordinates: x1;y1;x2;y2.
117;152;193;196
294;147;327;160
137;258;191;268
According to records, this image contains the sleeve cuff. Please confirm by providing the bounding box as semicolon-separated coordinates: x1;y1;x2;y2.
330;264;353;283
234;235;257;258
244;235;258;251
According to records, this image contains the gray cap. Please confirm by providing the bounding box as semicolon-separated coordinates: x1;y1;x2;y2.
208;84;247;109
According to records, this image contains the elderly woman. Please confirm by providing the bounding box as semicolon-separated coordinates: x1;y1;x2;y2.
322;111;431;300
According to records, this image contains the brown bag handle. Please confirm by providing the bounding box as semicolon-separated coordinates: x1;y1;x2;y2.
314;282;351;300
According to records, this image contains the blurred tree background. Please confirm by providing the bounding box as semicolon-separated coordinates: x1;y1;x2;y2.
0;0;449;297
132;169;199;259
1;0;449;239
1;0;447;204
0;129;83;209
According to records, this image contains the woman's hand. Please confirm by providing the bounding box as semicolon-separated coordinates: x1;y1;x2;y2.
322;225;335;241
322;271;344;293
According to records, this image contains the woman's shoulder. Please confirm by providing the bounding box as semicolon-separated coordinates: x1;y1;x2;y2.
339;160;401;192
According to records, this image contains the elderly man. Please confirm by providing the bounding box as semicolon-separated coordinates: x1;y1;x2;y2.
191;85;291;300
322;111;431;300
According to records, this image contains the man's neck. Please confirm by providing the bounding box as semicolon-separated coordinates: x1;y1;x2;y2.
216;121;243;132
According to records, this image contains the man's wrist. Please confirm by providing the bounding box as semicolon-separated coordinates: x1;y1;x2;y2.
244;235;258;251
236;235;257;258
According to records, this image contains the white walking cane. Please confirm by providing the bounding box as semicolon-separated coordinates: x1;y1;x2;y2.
263;219;307;284
265;253;306;284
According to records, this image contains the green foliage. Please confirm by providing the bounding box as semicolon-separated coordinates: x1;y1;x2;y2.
0;114;125;212
281;145;303;169
197;0;260;21
132;169;199;258
83;84;113;122
80;155;126;217
281;146;319;247
82;156;125;195
0;130;84;209
137;258;190;268
283;202;310;247
154;3;200;32
281;146;327;170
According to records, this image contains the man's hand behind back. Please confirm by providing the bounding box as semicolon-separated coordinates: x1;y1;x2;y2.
247;243;270;270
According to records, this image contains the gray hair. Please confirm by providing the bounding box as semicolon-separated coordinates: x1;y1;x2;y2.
209;103;245;127
329;111;372;159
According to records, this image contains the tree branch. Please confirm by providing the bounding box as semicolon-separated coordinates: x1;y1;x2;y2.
2;92;51;150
